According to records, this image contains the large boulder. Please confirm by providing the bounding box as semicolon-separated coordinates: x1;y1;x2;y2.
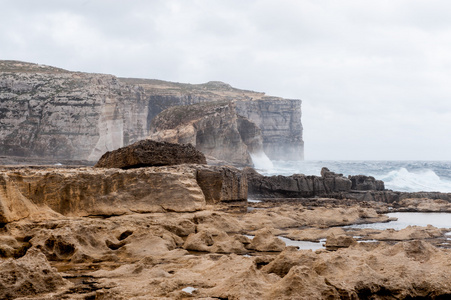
196;165;248;205
0;164;248;222
349;174;385;191
244;167;352;198
94;139;206;169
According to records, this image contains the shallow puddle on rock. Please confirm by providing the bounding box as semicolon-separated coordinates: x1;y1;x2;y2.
245;235;326;250
345;212;451;230
247;207;265;212
247;199;263;203
278;236;326;250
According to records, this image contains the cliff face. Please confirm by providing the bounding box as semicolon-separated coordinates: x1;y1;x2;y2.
0;60;303;163
235;99;304;160
149;102;264;166
0;61;148;160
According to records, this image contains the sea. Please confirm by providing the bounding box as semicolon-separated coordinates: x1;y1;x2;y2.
250;155;451;193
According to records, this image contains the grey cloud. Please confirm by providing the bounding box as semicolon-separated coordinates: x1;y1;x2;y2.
1;0;451;160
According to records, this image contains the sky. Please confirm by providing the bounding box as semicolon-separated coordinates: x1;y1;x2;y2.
1;0;451;160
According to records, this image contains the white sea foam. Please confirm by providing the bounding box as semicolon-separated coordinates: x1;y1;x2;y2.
380;168;451;193
250;151;274;171
346;212;451;230
262;160;451;193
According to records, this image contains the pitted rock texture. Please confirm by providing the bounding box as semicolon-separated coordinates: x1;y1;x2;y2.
0;165;247;222
94;139;206;169
0;60;303;163
0;248;69;299
196;165;248;204
1;193;450;299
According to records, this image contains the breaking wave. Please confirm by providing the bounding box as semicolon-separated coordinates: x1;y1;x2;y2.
262;160;451;193
250;151;274;171
380;168;451;193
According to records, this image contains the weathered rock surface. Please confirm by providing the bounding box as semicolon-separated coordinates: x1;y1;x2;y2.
149;101;262;166
263;241;451;299
195;165;248;205
245;166;353;198
395;198;451;212
247;228;286;252
0;60;303;163
0;192;450;299
246;167;451;208
0;165;247;222
0;248;69;299
235;98;304;160
325;234;357;250
94;139;206;169
349;174;385;191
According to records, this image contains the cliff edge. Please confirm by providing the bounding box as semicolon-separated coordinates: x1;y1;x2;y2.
0;60;303;164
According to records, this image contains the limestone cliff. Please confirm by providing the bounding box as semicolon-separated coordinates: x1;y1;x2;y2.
149;101;264;166
0;60;303;163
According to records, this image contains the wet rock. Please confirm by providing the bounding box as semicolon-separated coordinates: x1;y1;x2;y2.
245;167;352;198
349;174;385;191
94;139;206;169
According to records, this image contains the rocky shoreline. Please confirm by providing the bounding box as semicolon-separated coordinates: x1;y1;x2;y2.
1;142;451;299
1;169;450;298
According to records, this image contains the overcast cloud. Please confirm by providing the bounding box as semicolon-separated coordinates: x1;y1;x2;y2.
1;0;451;160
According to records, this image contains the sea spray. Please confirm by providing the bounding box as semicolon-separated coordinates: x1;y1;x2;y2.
250;151;274;171
380;168;451;192
262;160;451;193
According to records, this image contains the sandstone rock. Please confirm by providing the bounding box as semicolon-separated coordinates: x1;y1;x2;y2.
247;228;286;252
284;227;346;243
369;225;446;241
267;265;341;299
94;139;206;168
240;205;390;231
183;229;248;254
262;241;451;299
0;164;250;222
0;248;69;299
183;230;215;252
396;198;451;212
0;193;450;299
0;166;207;219
196;165;247;204
194;210;244;233
0;172;39;223
325;234;357;250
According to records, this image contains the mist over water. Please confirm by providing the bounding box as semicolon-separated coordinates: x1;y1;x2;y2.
250;151;274;171
255;160;451;193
